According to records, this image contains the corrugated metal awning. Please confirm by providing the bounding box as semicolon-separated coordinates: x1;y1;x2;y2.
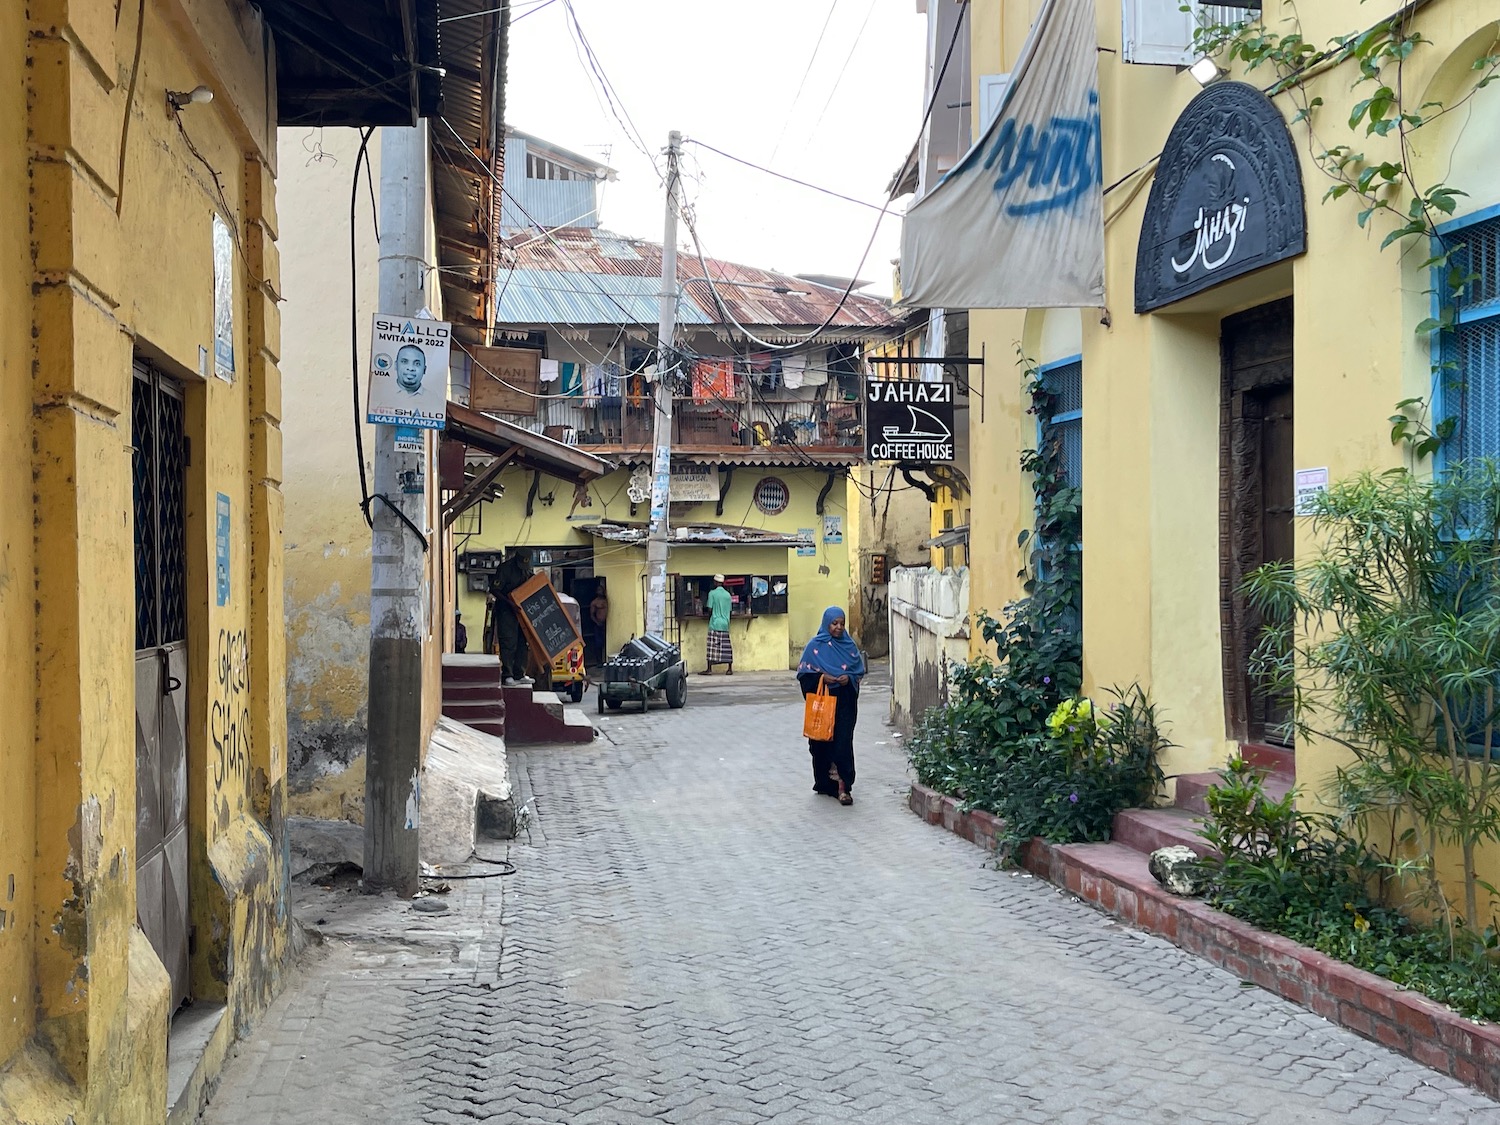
923;525;969;549
444;402;610;482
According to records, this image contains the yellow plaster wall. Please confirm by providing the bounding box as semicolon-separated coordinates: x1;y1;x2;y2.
845;466;932;654
963;0;1500;904
0;0;37;1065
3;0;291;1119
455;465;852;669
278;128;380;793
279;123;449;814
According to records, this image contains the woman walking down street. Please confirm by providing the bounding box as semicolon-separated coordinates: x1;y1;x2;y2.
796;607;866;806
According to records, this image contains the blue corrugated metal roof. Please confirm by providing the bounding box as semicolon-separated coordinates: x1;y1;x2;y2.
494;269;714;327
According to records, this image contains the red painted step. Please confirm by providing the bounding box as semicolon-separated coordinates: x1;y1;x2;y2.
1174;769;1294;816
1241;742;1296;778
1111;806;1215;859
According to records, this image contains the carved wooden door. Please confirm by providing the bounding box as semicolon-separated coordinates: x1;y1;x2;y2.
1220;300;1295;747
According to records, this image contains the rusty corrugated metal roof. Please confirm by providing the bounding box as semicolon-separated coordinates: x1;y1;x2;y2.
585;521;810;547
496;228;901;335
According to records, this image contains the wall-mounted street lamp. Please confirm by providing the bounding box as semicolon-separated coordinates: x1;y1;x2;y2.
166;84;214;111
1189;57;1226;86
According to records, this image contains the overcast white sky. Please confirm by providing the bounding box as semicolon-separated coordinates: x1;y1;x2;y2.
503;0;928;295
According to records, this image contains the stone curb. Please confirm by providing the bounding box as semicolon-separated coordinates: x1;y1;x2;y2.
908;782;1500;1100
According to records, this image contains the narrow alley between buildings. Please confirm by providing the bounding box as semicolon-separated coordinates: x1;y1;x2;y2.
201;670;1499;1125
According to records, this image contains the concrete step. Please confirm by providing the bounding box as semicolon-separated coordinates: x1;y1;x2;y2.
441;653;503;685
1111;807;1215;859
441;701;506;722
502;685;595;745
1174;769;1294;816
443;683;506;703
1241;742;1296;778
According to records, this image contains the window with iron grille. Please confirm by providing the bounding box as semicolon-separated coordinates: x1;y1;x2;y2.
133;363;187;651
1440;213;1500;464
1042;357;1083;492
754;476;789;516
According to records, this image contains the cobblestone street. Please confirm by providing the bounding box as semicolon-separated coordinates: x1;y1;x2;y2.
202;669;1500;1124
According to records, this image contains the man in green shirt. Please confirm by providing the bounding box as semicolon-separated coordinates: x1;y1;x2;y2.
705;574;733;675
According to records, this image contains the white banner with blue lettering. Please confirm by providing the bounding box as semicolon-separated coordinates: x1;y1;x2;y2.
899;0;1104;309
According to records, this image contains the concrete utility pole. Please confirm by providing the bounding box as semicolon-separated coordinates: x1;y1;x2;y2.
645;130;682;638
364;123;428;896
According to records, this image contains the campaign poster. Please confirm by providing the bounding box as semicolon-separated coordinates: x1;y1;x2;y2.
367;314;451;429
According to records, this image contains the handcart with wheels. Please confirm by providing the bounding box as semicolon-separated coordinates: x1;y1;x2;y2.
597;633;687;713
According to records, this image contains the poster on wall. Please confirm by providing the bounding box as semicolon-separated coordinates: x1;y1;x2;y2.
796;528;816;557
212;213;235;383
1294;467;1329;516
215;493;230;606
393;425;424;454
367;313;451;429
823;515;843;545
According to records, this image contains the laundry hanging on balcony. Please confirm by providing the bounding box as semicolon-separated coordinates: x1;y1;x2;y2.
693;359;734;403
899;0;1104;309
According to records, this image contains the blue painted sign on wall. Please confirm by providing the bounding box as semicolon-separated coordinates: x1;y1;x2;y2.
215;492;230;606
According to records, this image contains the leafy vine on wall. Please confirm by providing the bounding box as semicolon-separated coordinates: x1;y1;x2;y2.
1192;3;1500;460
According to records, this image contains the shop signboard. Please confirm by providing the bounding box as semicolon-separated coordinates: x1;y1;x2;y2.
865;378;955;463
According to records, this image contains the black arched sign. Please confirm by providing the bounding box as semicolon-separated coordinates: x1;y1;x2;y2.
1134;82;1306;313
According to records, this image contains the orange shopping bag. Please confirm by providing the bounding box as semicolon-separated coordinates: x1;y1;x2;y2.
803;680;837;741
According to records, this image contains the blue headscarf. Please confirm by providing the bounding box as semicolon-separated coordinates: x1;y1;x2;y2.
798;607;866;687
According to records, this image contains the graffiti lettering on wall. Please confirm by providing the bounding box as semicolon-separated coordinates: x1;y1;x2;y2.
982;91;1102;217
212;629;251;790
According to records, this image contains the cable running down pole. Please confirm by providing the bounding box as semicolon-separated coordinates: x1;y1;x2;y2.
645;131;682;638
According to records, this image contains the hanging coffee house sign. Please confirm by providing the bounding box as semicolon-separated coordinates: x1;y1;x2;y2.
1134;82;1306;313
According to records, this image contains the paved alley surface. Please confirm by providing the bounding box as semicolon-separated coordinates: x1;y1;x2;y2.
202;669;1500;1124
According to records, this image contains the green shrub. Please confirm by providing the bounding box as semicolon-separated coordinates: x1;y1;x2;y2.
907;684;1170;857
1200;761;1500;1022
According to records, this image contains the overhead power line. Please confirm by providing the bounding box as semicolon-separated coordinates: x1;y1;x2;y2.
768;0;843;165
684;139;886;213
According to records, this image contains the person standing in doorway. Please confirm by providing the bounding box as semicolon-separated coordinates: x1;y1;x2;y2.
796;607;866;806
587;578;610;665
705;574;733;675
454;612;468;654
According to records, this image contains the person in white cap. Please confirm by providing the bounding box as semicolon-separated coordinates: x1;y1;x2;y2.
704;574;733;675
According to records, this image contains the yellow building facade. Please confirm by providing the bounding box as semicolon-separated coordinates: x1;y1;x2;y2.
960;0;1500;895
1;0;445;1118
1;1;291;1120
456;464;854;672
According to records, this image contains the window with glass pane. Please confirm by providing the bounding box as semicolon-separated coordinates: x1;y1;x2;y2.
1443;214;1500;463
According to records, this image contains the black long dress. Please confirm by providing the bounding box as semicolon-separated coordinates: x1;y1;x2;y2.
797;671;858;795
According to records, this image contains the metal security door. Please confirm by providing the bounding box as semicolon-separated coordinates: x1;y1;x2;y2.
133;362;191;1010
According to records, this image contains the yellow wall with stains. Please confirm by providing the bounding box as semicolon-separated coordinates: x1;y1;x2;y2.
0;0;37;1068
455;464;852;669
1;1;292;1120
960;0;1500;908
278;123;452;822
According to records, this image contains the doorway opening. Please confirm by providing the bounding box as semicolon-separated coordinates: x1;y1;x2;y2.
1219;299;1295;748
132;360;191;1011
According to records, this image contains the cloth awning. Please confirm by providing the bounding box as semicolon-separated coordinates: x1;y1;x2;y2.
898;0;1105;310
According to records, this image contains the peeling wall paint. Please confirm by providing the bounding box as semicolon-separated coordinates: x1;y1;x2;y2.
889;566;970;733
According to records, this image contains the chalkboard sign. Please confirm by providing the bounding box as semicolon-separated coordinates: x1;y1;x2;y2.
509;573;582;663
